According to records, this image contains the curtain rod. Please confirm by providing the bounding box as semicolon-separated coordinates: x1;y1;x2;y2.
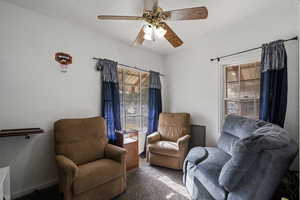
93;57;165;77
210;36;298;62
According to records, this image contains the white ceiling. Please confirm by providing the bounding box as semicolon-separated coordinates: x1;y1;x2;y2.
2;0;297;55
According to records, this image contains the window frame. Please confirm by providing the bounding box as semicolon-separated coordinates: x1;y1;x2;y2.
223;63;260;116
218;53;261;133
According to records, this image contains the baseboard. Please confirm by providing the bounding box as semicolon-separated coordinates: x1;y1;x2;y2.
12;179;58;199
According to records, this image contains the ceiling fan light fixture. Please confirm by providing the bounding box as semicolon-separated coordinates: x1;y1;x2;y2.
143;24;153;34
143;24;154;41
154;26;167;38
143;32;153;41
98;6;208;48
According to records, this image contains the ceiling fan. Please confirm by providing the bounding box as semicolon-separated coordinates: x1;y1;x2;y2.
97;0;208;48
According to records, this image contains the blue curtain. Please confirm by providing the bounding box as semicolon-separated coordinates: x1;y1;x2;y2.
259;40;288;127
97;59;121;143
147;71;162;134
140;71;162;156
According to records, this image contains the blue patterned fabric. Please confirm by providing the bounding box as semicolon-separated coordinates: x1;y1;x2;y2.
147;71;162;134
260;40;288;127
97;59;121;143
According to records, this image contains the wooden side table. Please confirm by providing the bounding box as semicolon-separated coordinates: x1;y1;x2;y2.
116;130;139;171
0;167;10;200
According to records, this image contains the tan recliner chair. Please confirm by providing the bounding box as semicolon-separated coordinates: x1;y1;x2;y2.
146;113;191;170
54;117;127;200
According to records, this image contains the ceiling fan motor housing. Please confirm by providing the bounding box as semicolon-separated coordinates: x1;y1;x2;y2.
142;7;168;28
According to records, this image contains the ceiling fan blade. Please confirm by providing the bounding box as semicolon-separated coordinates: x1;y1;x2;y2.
144;0;158;11
165;7;208;21
160;22;183;48
133;28;145;46
97;15;143;20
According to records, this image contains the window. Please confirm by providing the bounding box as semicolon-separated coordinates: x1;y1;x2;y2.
223;61;261;119
118;67;150;133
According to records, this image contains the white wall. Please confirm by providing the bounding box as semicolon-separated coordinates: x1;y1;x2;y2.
165;1;299;168
0;1;165;197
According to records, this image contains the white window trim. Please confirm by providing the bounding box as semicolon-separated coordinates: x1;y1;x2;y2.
217;51;261;133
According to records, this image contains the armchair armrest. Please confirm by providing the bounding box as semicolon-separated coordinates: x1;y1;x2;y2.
147;132;161;144
177;135;191;149
56;155;78;178
104;144;127;164
56;155;78;200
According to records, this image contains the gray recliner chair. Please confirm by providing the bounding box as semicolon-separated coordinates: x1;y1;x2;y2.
183;114;298;200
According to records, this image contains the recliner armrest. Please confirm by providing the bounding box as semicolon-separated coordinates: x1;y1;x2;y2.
183;147;208;184
56;155;79;178
184;147;208;167
177;135;191;149
147;132;161;144
104;144;127;164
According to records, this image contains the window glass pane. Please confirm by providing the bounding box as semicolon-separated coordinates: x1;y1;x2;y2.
125;116;140;131
141;87;148;133
141;88;149;115
124;68;140;86
124;85;140;96
225;66;239;82
240;99;259;119
240;80;260;98
124;85;140;116
141;72;150;88
142;116;148;134
240;63;260;81
119;88;124;128
118;68;123;83
225;100;240;115
226;83;239;98
124;100;139;116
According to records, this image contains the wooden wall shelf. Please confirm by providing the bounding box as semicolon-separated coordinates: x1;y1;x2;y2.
0;128;44;139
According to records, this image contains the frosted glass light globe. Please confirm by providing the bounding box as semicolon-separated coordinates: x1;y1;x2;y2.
143;24;153;34
144;33;153;41
155;27;167;38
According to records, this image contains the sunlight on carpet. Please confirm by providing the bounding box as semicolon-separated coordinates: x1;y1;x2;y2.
158;176;190;199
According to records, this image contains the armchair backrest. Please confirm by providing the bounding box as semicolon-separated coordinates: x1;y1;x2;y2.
217;115;298;199
54;117;107;165
217;114;267;155
158;113;190;142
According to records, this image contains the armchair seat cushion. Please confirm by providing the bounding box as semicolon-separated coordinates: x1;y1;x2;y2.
73;159;123;195
189;147;231;200
148;141;180;158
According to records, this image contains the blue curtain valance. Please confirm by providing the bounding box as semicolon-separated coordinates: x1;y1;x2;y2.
149;71;161;89
261;40;286;72
97;59;119;83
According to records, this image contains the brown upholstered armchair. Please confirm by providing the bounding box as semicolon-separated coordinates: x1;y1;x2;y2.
146;113;191;170
54;117;127;200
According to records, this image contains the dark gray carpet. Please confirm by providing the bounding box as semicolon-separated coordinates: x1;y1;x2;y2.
114;159;190;200
16;159;213;200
